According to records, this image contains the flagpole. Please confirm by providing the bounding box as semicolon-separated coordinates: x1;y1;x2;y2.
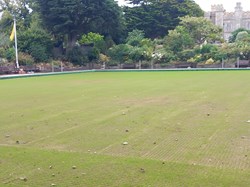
14;17;19;69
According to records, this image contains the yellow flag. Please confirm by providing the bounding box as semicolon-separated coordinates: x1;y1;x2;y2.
10;24;15;41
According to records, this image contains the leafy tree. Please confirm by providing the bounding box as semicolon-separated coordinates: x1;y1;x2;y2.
126;29;145;46
123;0;203;38
67;46;87;66
108;44;132;65
196;44;221;63
17;13;53;62
129;47;143;61
36;0;126;49
178;49;196;62
95;35;115;55
18;52;35;65
163;16;222;63
178;16;222;44
0;0;34;28
129;46;146;63
87;47;100;62
235;31;250;42
219;40;250;60
221;30;250;60
0;11;14;34
4;47;15;61
108;29;154;66
126;30;153;59
125;0;145;5
153;48;177;64
164;26;194;53
233;41;250;60
0;33;10;49
99;53;110;64
228;28;250;43
79;32;104;45
78;32;108;64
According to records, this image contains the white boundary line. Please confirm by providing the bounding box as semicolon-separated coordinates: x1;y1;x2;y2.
1;68;250;80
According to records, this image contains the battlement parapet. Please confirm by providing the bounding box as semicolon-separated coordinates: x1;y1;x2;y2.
211;4;224;12
224;12;235;19
242;11;250;18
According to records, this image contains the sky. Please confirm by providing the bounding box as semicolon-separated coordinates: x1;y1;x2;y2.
117;0;250;12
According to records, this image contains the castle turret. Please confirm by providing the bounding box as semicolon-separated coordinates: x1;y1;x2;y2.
235;2;243;12
234;2;243;29
211;4;224;28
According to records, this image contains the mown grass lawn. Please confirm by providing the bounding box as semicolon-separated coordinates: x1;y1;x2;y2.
0;71;249;186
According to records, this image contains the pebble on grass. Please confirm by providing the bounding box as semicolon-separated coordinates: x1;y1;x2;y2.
19;177;27;182
140;168;145;173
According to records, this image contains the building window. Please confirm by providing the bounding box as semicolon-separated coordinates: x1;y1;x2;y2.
224;23;232;32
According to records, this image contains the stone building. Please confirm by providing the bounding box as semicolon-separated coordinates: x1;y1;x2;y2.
205;2;250;40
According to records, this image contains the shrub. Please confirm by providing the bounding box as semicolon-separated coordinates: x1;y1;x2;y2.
79;32;104;45
18;52;35;66
67;46;88;66
29;43;50;62
205;58;215;65
5;48;15;61
178;49;196;62
0;48;6;58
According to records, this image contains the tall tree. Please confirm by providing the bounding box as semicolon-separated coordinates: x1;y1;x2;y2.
0;0;34;27
164;16;222;62
17;13;53;62
0;33;9;47
228;28;250;43
178;16;222;44
124;0;203;38
0;10;13;33
165;26;194;53
36;0;125;49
